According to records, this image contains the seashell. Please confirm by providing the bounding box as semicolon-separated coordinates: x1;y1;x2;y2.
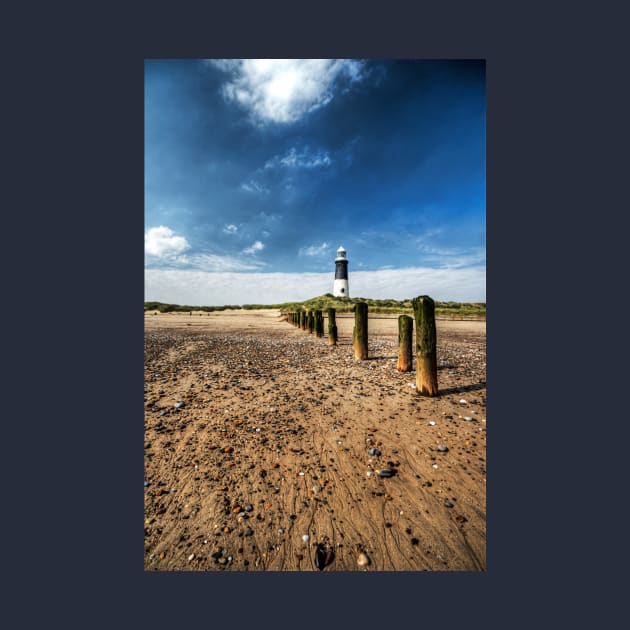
315;543;334;570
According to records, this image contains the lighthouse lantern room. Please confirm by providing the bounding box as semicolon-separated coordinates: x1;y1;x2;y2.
333;246;350;297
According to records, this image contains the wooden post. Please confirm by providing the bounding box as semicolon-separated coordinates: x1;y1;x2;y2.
300;311;306;330
412;295;438;396
308;310;314;334
315;310;324;337
397;315;413;372
327;308;337;346
352;302;368;360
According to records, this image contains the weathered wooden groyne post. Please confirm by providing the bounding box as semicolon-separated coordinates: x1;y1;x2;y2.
300;311;306;330
308;310;314;334
352;302;368;360
327;308;337;346
412;295;438;396
315;310;324;337
397;314;413;372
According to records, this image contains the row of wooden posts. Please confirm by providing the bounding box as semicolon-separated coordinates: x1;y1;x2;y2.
283;296;439;397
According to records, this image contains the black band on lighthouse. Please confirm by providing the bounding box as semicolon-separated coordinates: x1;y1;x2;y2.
335;261;348;279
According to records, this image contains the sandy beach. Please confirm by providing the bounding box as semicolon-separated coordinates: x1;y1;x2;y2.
144;309;486;571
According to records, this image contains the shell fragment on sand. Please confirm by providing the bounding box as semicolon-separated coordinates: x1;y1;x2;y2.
315;543;334;570
357;552;370;568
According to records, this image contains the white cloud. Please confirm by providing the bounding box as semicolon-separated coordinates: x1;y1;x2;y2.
210;59;365;125
146;251;263;272
265;146;332;169
176;253;263;272
145;226;263;271
145;226;190;257
145;266;486;306
240;180;270;194
299;242;331;257
243;240;265;254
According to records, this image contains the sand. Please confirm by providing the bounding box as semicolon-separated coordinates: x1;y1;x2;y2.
144;309;486;571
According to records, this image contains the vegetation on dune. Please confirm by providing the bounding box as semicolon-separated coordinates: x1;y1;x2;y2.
144;301;241;313
144;295;486;319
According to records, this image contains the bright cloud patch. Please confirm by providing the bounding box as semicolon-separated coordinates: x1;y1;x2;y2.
211;59;365;125
173;253;262;272
145;226;190;257
299;242;331;256
240;180;270;194
145;266;486;306
223;224;238;234
265;146;332;169
243;241;265;254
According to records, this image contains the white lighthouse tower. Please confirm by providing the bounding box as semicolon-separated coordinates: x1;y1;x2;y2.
333;246;350;297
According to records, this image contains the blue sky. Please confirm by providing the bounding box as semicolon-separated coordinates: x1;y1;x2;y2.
145;59;485;305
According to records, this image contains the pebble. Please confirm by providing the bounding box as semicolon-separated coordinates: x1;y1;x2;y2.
357;552;370;567
278;528;285;534
432;464;439;469
444;500;454;508
316;543;335;570
436;445;449;452
302;534;310;542
312;485;322;493
144;481;149;487
244;504;253;512
245;527;253;536
366;471;373;478
368;448;381;456
174;401;185;409
428;421;436;426
188;553;195;561
463;416;474;422
459;399;467;405
377;469;395;478
297;405;305;411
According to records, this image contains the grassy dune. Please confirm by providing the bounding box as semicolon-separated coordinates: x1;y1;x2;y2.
145;295;486;319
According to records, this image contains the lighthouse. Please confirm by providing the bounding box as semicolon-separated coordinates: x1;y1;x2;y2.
333;246;350;297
